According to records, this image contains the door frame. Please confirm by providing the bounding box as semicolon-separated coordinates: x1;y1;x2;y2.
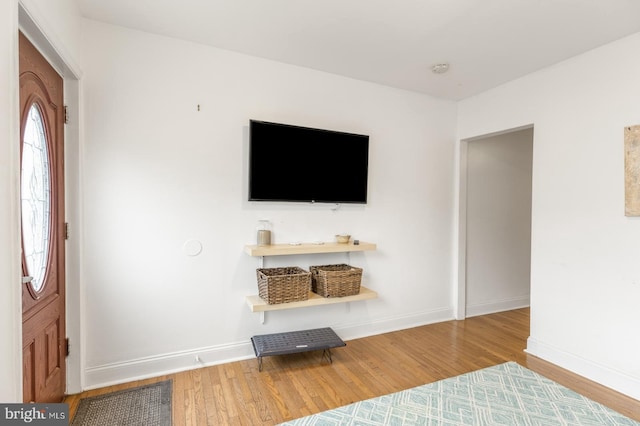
16;2;83;397
455;124;534;320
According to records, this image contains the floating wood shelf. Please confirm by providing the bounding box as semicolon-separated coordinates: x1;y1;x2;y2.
246;286;378;313
244;241;376;257
244;240;378;323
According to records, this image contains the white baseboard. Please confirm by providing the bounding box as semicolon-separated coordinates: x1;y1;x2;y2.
83;307;455;390
84;341;255;390
465;296;530;318
333;307;454;343
526;337;640;401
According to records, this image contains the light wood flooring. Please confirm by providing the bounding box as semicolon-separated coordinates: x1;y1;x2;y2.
64;308;640;424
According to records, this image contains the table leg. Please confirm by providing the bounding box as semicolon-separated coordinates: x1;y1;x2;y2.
321;348;333;364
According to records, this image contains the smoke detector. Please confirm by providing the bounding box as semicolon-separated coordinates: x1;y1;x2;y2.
431;63;450;74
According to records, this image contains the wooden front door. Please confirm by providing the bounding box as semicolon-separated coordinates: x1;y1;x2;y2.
19;32;66;403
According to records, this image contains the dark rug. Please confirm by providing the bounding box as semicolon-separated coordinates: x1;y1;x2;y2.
71;380;172;426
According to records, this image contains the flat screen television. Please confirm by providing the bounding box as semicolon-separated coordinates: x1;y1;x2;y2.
249;120;369;204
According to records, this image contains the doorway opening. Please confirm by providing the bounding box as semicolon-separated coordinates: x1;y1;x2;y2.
457;126;534;319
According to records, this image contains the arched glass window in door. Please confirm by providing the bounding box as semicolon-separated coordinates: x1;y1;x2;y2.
21;103;51;294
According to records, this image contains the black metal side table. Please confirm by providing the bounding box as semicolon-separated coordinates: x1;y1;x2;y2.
251;327;346;372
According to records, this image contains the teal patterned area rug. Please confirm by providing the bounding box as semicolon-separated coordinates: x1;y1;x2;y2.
280;362;639;425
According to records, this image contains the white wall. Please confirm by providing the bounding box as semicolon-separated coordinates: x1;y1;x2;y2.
80;20;457;388
458;33;640;399
19;0;82;75
465;128;532;317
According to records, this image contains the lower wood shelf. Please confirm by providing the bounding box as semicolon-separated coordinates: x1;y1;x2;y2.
246;286;378;313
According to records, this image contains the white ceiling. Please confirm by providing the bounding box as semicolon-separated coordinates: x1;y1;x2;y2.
76;0;640;100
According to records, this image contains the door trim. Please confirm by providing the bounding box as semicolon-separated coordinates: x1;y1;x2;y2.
3;0;22;403
456;124;534;320
18;3;83;395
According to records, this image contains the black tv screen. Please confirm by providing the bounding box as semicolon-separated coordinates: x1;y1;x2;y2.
249;120;369;204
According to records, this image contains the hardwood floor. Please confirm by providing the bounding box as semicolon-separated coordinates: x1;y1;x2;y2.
64;308;640;424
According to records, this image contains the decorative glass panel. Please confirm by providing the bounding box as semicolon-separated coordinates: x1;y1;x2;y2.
21;103;51;293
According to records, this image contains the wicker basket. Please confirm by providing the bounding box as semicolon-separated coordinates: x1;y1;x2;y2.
256;267;311;305
310;264;362;298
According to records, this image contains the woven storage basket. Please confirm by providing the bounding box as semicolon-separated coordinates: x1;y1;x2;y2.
256;267;311;304
310;264;362;298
